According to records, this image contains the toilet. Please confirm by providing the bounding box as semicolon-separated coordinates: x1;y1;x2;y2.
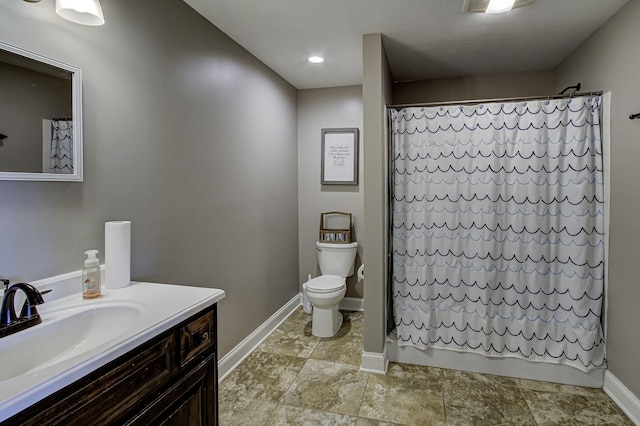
303;241;358;337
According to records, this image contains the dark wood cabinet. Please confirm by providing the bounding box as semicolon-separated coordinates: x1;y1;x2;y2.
3;305;218;426
128;351;217;426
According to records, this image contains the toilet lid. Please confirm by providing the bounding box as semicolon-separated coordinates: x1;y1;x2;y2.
306;275;345;293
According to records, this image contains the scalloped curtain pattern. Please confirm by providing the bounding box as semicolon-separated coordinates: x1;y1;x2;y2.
50;119;73;174
390;96;605;372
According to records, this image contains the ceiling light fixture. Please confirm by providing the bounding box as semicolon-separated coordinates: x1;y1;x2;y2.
464;0;535;14
308;56;325;64
485;0;515;13
55;0;105;26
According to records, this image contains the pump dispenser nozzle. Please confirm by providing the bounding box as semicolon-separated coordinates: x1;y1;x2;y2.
84;250;99;267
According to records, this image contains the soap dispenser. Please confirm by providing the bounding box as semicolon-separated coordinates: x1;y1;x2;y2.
83;249;101;299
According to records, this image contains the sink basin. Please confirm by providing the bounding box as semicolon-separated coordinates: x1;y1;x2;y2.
0;303;142;381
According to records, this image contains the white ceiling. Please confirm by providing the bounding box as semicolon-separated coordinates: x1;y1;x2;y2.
183;0;628;90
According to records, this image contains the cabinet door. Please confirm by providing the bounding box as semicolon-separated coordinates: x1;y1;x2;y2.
159;378;207;426
128;354;217;426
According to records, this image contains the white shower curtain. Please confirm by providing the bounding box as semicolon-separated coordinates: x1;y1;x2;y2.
43;119;73;174
390;96;605;371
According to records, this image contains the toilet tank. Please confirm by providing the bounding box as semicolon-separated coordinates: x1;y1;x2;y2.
316;241;358;277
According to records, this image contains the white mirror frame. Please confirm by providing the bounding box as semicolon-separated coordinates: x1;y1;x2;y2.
0;41;83;181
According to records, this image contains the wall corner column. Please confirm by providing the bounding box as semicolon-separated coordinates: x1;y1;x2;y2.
361;33;392;374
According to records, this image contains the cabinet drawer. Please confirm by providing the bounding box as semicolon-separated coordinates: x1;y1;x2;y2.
9;334;175;426
99;334;175;422
179;310;214;367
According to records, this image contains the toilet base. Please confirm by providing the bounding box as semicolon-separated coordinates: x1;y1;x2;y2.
311;304;343;338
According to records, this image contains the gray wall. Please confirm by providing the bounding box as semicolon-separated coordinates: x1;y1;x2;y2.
393;70;556;104
556;0;640;398
297;86;364;298
362;33;393;355
0;0;299;358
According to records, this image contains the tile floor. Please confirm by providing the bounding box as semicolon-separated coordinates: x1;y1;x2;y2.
219;308;633;425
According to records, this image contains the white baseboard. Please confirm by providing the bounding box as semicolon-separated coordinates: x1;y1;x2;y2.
340;297;364;311
218;293;301;381
360;344;388;375
603;371;640;425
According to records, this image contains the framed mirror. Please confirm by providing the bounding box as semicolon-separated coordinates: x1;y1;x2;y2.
0;41;82;181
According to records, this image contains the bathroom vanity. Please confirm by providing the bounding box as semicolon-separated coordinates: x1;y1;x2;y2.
0;278;225;425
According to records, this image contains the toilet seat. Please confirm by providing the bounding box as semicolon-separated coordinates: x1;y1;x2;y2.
306;275;345;293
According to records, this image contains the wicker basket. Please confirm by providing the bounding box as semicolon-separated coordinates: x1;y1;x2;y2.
319;212;352;243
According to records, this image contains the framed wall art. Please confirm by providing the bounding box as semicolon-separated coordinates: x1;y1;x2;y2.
321;128;359;185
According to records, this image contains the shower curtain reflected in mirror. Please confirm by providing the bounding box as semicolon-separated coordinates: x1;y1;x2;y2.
42;119;73;174
390;96;606;372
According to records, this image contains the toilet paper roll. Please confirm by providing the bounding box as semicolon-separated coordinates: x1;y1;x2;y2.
105;221;131;289
357;264;365;280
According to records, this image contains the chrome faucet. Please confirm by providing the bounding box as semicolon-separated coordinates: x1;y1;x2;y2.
0;281;45;338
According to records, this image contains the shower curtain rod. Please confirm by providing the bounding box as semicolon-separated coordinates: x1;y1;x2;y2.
387;91;603;110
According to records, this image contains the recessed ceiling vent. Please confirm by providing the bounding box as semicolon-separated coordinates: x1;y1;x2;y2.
464;0;535;14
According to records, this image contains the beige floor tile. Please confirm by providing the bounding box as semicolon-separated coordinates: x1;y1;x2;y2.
359;372;446;426
259;326;320;358
356;418;405;425
219;307;634;426
310;333;364;366
515;377;611;399
522;388;635;426
219;350;307;402
219;392;278;425
443;368;519;388
443;369;536;426
279;308;313;331
341;310;364;335
265;404;358;425
386;362;444;382
515;377;572;393
280;359;369;416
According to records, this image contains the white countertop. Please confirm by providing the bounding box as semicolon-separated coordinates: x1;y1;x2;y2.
0;278;225;421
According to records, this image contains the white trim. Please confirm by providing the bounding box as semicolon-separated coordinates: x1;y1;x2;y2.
360;344;389;374
218;293;301;381
387;337;604;388
339;297;364;311
603;371;640;425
